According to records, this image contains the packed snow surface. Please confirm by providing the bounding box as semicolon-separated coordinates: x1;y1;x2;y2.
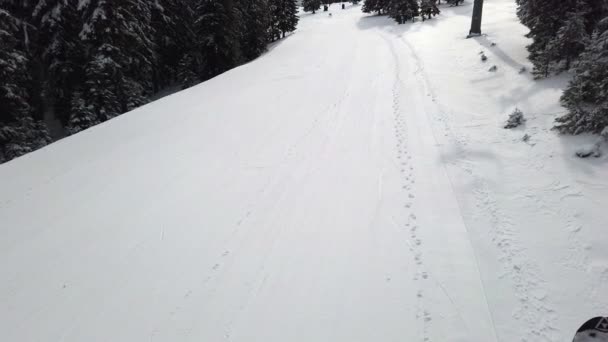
2;1;608;341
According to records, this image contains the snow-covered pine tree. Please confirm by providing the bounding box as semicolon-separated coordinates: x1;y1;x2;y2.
268;0;282;42
238;0;271;59
151;0;198;90
303;0;322;14
420;0;439;20
0;116;52;162
0;1;51;162
75;0;156;127
274;0;298;39
3;0;46;120
196;0;242;80
517;0;593;77
66;92;99;134
556;20;608;134
0;2;32;127
387;0;418;24
32;0;84;127
67;54;122;131
405;0;419;21
362;0;382;14
544;9;589;72
176;52;200;89
586;0;608;32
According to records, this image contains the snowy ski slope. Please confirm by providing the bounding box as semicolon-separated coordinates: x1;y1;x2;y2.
2;1;608;341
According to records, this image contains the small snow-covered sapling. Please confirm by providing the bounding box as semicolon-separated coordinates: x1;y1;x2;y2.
489;65;498;72
481;53;488;62
504;108;526;129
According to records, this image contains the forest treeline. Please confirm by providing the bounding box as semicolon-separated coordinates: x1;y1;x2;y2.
0;0;298;163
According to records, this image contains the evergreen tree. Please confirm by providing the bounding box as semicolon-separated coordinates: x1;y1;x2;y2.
420;0;439;20
0;117;52;162
32;0;84;127
362;0;382;14
268;0;282;41
239;0;271;58
556;20;608;134
196;0;242;80
0;3;31;125
586;0;608;33
152;0;199;90
303;0;322;14
0;1;51;162
388;0;418;24
517;0;598;77
271;0;298;39
66;92;99;135
74;0;156;128
176;52;200;89
544;9;589;71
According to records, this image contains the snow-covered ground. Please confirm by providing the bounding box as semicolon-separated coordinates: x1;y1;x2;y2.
2;1;608;341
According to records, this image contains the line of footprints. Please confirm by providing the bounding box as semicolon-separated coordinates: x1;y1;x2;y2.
392;85;433;342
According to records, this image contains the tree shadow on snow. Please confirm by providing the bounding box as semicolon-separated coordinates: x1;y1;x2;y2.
356;13;420;38
355;1;471;34
356;14;397;30
436;1;473;18
438;145;504;181
471;35;526;72
498;76;568;114
470;67;569;115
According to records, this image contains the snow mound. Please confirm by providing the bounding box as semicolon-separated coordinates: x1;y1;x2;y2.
575;142;601;158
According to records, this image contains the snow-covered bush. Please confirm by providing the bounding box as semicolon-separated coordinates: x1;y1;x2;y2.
489;65;497;72
481;53;488;62
504;108;526;129
575;142;601;158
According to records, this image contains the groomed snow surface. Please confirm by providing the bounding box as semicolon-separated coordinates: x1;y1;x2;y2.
2;1;608;341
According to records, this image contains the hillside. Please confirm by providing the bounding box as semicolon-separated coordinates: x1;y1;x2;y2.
2;2;608;341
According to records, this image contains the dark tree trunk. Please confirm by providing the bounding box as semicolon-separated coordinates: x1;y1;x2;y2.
469;0;484;36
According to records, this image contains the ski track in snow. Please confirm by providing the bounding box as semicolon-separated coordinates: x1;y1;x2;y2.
220;76;358;341
394;30;564;342
384;28;484;342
